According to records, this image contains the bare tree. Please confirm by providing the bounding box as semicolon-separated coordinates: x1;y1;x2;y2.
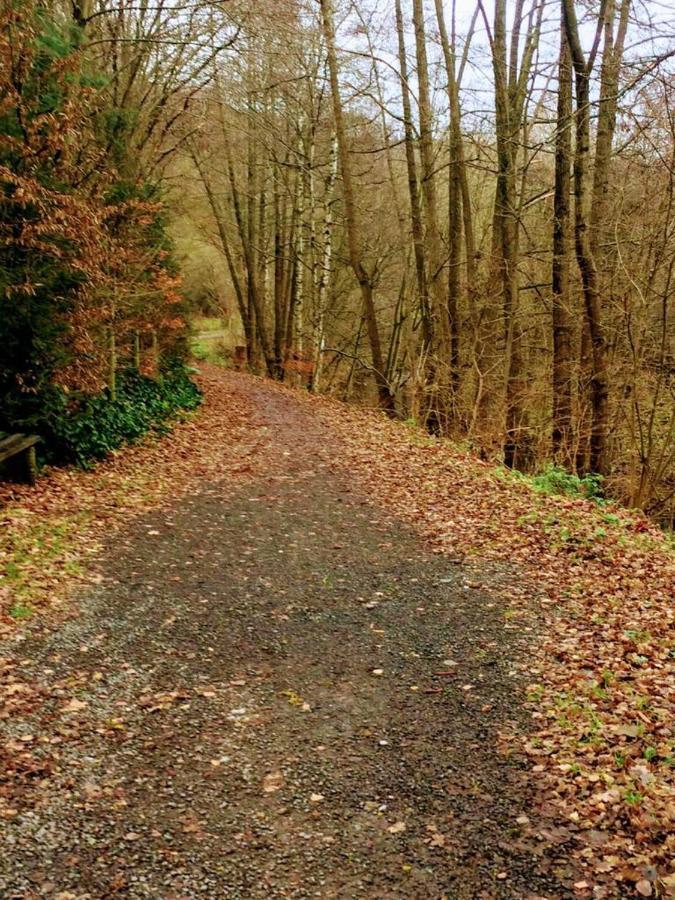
318;0;394;411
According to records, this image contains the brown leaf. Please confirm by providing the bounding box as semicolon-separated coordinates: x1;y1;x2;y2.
262;771;284;794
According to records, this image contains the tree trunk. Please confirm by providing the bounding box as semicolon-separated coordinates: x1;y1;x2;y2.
412;0;452;432
224;134;275;377
318;0;394;413
562;0;613;475
491;0;524;467
394;0;432;358
292;130;306;360
551;23;574;462
433;0;466;396
273;166;287;378
312;133;338;393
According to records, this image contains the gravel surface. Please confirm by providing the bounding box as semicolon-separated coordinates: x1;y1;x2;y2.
0;379;575;898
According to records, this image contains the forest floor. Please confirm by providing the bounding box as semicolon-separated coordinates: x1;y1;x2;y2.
0;368;673;900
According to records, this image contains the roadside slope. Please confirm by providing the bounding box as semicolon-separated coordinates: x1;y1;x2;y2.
307;384;675;897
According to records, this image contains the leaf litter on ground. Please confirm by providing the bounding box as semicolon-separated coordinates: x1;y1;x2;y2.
1;367;673;896
298;383;674;897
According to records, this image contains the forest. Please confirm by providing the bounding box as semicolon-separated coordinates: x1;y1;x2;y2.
1;2;675;897
1;0;673;523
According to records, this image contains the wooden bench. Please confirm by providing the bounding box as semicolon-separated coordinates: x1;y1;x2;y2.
0;434;40;485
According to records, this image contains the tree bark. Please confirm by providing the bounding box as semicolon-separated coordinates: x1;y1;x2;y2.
551;23;574;462
318;0;395;412
562;0;614;475
412;0;453;432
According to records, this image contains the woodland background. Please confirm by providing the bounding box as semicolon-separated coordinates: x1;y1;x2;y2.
1;0;673;524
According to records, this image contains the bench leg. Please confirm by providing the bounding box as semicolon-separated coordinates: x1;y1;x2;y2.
22;446;38;485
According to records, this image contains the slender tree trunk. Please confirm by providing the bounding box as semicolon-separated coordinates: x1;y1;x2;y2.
563;0;612;475
412;0;452;432
273;165;287;379
491;0;523;467
482;0;542;468
591;0;630;265
133;331;141;371
433;0;465;395
394;0;431;357
224;135;275;376
292;130;306;360
552;24;574;462
312;132;338;393
108;325;117;400
318;0;394;412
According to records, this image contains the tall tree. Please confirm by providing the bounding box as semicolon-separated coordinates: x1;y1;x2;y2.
551;20;573;462
318;0;394;411
562;0;630;475
394;0;432;364
481;0;543;468
412;0;453;432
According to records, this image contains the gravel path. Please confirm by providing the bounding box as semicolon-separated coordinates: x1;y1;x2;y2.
0;379;571;899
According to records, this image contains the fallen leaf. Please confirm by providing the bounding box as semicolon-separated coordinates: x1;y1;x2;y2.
262;771;284;793
62;698;87;713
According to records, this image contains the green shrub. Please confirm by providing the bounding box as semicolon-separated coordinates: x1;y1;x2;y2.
29;365;201;467
531;465;606;504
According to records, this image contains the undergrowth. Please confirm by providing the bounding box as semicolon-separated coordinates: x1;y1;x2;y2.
498;463;607;505
30;365;202;467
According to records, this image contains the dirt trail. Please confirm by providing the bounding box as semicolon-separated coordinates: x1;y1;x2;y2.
0;377;570;899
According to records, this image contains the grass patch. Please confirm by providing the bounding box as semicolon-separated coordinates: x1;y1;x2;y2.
191;338;227;364
192;316;225;333
9;603;32;620
1;515;86;608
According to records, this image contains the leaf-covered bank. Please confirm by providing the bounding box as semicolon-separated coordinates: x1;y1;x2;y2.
304;385;674;894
